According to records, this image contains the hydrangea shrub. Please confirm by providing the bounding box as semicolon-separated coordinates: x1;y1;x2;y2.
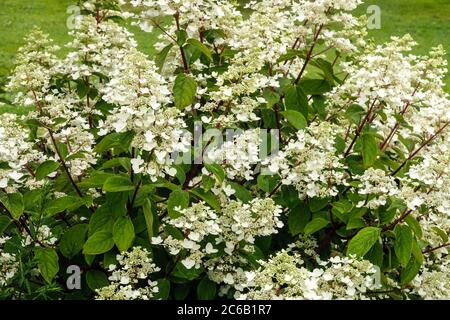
0;0;449;300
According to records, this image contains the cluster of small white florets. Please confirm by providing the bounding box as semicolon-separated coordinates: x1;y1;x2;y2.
409;259;450;300
265;122;348;198
0;113;46;191
236;249;380;300
206;129;262;181
96;246;160;300
62;15;137;82
353;168;400;209
327;35;449;152
6;28;60;106
153;197;283;285
0;236;18;287
22;225;58;247
98;50;191;181
123;0;241;44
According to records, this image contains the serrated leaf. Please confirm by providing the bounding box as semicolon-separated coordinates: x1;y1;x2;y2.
347;227;381;258
173;74;197;110
86;270;109;291
288;203;310;236
44;196;86;216
400;256;421;285
304;218;329;235
60;224;88;258
155;43;174;71
228;182;252;203
143;199;154;240
35;160;60;180
197;276;216;300
113;216;135;252
394;225;413;267
0;216;11;234
404;215;422;239
281;110;307;130
35;247;59;284
204;163;225;183
186;39;213;61
103;176;135;192
284;85;308;118
167;189;190;218
360;133;378;167
0;192;24;220
83;231;114;255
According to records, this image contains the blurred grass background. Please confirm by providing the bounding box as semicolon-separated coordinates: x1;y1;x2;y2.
0;0;449;113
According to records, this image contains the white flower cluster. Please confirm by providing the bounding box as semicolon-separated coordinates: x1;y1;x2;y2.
99;51;191;181
62;15;137;82
0;237;18;287
409;259;450;300
0;113;46;191
22;225;58;247
153;197;283;285
328;35;449;151
7;28;60;105
353;168;400;209
265;123;348;198
206;129;261;181
237;250;379;300
96;246;160;300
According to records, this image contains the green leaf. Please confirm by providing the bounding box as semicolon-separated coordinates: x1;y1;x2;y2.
347;227;381;258
44;196;86;216
299;79;331;95
411;238;424;264
100;158;131;171
400;256;422;285
288;203;310;236
309;197;329;212
304;218;329;235
204;164;225;183
189;188;220;212
176;30;188;46
103;176;135;192
405;216;423;239
94;131;135;154
284;85;308;118
113;216;135;252
431;227;448;243
143;199;154;240
257;175;279;193
228;182;252;203
310;58;335;85
86;270;109;291
83;231;115;255
60;224;88;258
281;110;307;130
394;225;413;267
197;276;216;300
347;217;366;230
0;215;11;234
35;247;59;284
78;171;115;189
167;189;190;218
360;134;378;167
154;279;171;299
173;74;197;109
186;39;213;62
35;160;60;180
0;192;24;220
365;241;384;267
155;43;174;71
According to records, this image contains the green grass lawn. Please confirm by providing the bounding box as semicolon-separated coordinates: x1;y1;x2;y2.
0;0;449;113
